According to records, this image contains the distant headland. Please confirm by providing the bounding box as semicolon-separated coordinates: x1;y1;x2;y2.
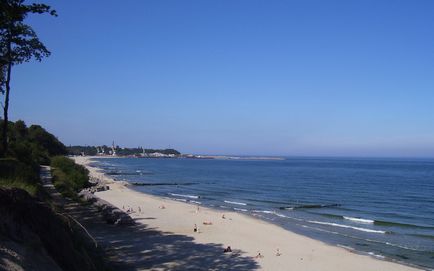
67;145;284;160
67;145;181;158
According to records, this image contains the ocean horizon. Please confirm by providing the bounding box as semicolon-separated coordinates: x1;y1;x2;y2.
189;155;434;160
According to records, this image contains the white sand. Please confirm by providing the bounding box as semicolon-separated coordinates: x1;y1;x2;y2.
74;156;421;271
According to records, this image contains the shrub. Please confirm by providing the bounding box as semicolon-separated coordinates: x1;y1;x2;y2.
51;156;90;199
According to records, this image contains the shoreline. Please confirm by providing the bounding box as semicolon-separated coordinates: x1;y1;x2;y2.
73;156;422;271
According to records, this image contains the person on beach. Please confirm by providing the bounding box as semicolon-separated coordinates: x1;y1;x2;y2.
159;205;166;209
203;221;212;225
222;214;226;219
276;248;281;256
138;206;141;213
224;246;232;253
194;224;199;233
255;252;264;259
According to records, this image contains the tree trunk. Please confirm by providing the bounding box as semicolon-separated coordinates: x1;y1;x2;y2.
1;40;12;156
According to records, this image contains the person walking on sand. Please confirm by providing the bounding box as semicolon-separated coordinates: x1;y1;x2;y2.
276;248;281;256
194;224;199;233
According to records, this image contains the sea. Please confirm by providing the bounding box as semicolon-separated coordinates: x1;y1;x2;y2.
90;157;434;270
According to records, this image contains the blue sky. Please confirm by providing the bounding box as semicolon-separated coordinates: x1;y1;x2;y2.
9;0;434;156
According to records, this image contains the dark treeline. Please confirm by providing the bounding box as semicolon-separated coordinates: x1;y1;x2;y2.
0;120;67;195
0;119;95;198
68;145;181;156
4;120;67;163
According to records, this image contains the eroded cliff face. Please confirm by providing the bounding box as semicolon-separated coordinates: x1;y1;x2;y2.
0;238;62;271
0;188;102;271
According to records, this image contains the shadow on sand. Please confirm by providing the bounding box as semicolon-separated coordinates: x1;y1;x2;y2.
64;202;259;271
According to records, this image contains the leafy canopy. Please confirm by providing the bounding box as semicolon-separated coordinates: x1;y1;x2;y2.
0;0;57;94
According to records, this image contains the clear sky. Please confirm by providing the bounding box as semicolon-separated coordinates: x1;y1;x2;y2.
9;0;434;157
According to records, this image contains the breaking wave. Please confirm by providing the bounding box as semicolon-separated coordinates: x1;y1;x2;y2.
169;193;200;199
307;220;387;234
224;200;247;206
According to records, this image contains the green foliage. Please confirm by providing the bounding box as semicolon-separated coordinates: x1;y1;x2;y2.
0;120;67;164
0;120;66;194
28;125;67;157
0;0;57;67
0;178;38;195
0;158;40;195
67;145;97;156
150;148;180;155
51;156;90;199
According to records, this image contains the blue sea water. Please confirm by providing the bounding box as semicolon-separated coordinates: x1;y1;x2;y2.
91;157;434;269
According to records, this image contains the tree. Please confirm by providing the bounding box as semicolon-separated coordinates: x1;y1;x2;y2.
0;0;56;156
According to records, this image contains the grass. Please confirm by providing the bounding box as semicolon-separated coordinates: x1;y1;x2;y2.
0;179;39;195
0;158;40;196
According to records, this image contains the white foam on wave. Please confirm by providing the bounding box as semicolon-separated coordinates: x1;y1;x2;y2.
367;252;385;259
302;224;341;235
173;198;187;202
234;207;248;212
252;210;274;214
252;210;288;218
190;200;202;205
224;200;247;206
344;216;374;224
274;212;288;218
384;242;424;252
169;193;199;199
308;220;386;234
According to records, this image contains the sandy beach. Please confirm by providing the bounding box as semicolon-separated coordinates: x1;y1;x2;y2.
73;156;421;271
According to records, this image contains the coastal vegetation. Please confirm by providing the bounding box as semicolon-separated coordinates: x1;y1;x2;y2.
0;157;39;195
51;156;90;199
0;120;66;195
0;120;112;270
